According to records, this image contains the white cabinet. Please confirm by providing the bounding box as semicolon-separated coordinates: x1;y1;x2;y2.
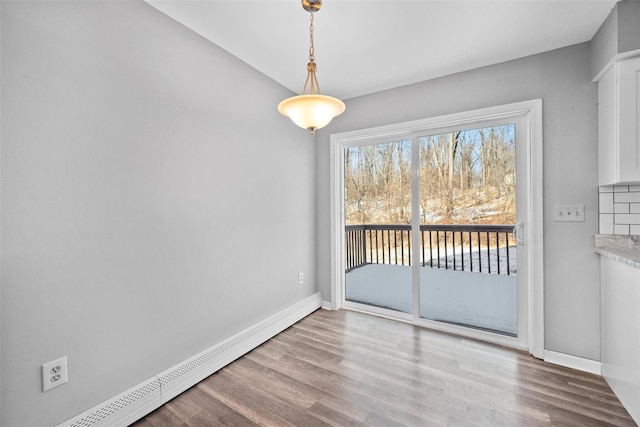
600;256;640;423
598;56;640;186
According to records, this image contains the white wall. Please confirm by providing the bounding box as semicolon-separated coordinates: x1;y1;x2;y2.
317;43;602;361
0;2;317;426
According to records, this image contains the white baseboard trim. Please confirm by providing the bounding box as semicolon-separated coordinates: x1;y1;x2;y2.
58;292;322;427
321;300;333;310
544;350;602;375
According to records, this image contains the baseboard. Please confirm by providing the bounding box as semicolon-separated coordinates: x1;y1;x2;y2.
157;292;322;404
544;350;602;375
321;300;333;310
58;292;322;427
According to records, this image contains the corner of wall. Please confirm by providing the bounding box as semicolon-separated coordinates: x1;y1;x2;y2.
590;3;619;81
590;1;640;82
618;1;640;54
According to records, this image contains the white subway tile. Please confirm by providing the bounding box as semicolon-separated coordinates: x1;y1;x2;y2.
615;192;640;203
629;185;640;192
631;203;640;214
614;224;630;235
615;213;640;224
614;185;630;192
600;214;614;234
631;225;640;236
614;203;630;214
599;185;615;193
613;214;640;224
599;192;615;213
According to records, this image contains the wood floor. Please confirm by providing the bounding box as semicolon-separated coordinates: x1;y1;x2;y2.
132;309;636;427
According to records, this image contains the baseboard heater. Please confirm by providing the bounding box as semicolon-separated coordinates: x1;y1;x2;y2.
58;292;323;427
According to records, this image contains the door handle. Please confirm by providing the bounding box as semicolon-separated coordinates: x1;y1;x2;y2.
513;222;524;245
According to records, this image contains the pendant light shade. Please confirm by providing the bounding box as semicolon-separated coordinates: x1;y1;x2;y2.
278;94;345;134
278;0;345;134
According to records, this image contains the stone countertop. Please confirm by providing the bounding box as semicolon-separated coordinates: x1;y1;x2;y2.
594;234;640;270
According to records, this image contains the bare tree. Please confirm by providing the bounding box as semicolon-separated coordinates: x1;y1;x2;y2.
345;125;516;226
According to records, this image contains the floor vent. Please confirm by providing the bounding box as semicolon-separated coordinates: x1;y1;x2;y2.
58;292;322;427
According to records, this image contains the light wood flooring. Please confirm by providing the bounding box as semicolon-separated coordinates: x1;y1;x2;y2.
132;309;636;426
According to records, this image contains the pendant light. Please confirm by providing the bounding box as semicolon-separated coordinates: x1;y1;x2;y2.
278;0;345;134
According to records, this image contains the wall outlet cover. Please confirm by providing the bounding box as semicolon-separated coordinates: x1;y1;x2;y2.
42;356;68;392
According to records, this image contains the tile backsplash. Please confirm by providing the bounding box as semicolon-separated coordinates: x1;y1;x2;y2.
599;185;640;235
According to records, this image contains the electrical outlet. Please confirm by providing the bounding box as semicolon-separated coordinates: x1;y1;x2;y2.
42;356;68;392
553;204;585;222
298;272;304;285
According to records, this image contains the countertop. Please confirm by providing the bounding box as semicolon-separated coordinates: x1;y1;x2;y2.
594;234;640;270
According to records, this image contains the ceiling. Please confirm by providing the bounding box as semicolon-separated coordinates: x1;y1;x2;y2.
146;0;618;100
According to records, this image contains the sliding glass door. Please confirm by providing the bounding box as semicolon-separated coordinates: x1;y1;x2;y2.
416;125;518;336
339;110;531;349
344;139;413;317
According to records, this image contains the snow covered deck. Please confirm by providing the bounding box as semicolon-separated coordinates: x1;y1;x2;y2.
345;263;517;335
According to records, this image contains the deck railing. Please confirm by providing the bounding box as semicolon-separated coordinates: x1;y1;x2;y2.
346;224;516;275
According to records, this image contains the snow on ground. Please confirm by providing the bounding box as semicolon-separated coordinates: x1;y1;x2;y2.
345;263;517;335
422;246;517;275
383;246;517;275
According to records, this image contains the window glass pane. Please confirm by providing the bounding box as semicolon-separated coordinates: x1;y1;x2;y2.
344;140;412;313
417;125;518;336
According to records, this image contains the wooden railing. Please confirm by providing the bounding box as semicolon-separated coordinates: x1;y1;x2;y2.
346;224;516;275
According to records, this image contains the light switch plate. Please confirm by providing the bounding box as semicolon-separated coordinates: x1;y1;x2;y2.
554;205;585;222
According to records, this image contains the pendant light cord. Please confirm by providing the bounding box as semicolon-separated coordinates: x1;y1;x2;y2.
309;11;315;63
303;11;320;95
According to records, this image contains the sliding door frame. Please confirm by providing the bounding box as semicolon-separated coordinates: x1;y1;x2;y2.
329;99;544;358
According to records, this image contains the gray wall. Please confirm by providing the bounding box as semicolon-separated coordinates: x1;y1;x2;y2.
591;0;640;79
0;2;317;426
317;42;602;361
591;3;621;78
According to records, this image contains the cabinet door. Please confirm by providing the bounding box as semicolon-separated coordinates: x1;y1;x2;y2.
618;56;640;183
601;257;640;422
